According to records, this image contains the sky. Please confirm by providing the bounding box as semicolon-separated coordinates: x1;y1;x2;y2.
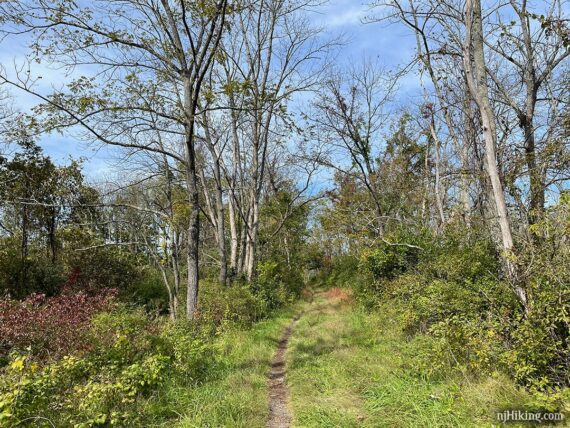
0;0;420;182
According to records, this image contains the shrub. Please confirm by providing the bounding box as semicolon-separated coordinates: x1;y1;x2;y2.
351;208;570;401
0;243;64;298
321;254;360;289
61;231;142;292
197;281;268;330
503;277;570;390
0;290;117;359
0;305;213;427
0;354;92;425
251;261;290;310
123;267;170;314
360;243;418;281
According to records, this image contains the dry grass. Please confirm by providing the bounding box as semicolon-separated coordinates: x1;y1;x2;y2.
323;287;352;302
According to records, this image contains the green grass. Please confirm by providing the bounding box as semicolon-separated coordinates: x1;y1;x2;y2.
134;307;297;427
287;292;537;428
126;288;548;427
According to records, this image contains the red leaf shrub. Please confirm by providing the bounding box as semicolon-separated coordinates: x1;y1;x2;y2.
0;289;117;359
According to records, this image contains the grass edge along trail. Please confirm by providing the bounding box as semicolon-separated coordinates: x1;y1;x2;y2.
133;304;299;427
287;288;542;428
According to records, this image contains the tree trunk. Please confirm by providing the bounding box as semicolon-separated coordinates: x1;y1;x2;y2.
429;119;446;229
238;214;247;276
185;163;200;319
421;132;431;222
523;115;544;228
201;112;228;286
48;211;57;264
463;0;527;308
246;195;260;282
461;82;476;224
171;231;181;320
518;2;544;228
20;203;29;289
184;78;200;319
214;178;227;287
228;196;239;277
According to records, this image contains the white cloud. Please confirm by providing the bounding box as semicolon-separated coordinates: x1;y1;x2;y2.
326;6;366;28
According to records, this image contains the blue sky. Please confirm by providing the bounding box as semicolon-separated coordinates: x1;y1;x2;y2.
1;0;420;181
317;0;416;65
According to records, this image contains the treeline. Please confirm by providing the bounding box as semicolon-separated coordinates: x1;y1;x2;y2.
0;0;326;320
0;139;311;324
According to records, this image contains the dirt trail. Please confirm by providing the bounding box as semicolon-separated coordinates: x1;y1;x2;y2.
267;312;302;428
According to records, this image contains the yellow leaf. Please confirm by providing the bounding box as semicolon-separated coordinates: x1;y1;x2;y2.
10;356;26;372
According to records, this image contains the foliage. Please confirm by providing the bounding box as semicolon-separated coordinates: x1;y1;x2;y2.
317;254;361;290
338;210;570;404
0;290;116;360
250;261;297;311
0;306;198;426
55;224;144;294
197;281;269;330
0;269;307;427
0;244;63;298
360;241;419;281
0;142;98;298
123;267;170;314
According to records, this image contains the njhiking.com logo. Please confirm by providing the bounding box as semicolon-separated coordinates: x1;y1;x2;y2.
496;409;565;424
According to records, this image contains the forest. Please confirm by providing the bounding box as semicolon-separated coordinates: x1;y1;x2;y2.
0;0;568;426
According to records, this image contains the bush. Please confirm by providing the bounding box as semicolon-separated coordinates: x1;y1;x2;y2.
321;254;360;289
504;277;570;390
0;305;214;427
123;267;170;314
197;281;269;330
250;261;292;310
360;243;418;281
59;228;143;293
348;209;570;402
0;290;117;360
0;243;64;298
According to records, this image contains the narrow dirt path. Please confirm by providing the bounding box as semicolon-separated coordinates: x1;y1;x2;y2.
267;312;302;428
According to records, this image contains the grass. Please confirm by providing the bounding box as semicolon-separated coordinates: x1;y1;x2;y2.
3;284;559;427
125;287;549;427
287;290;537;428
134;306;298;427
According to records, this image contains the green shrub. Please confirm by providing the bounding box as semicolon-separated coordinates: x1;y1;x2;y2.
503;277;570;390
62;234;142;292
123;267;169;314
360;243;417;281
0;304;215;427
158;320;210;377
349;210;570;403
251;261;291;310
198;281;268;330
322;254;360;288
0;243;63;298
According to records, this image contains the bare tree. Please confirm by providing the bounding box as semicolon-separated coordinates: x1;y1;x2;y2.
463;0;527;307
216;0;334;280
312;62;396;234
483;0;569;228
0;0;229;318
